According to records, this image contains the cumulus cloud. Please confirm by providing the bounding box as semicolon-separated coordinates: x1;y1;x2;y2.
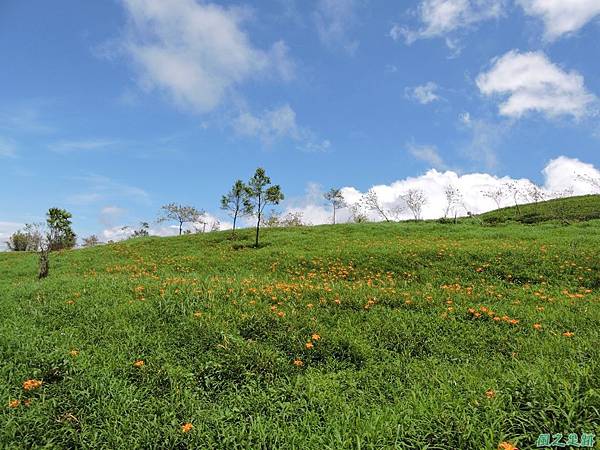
233;104;331;151
120;0;294;112
517;0;600;41
277;156;599;224
405;82;441;104
477;50;597;119
392;0;506;46
314;0;360;54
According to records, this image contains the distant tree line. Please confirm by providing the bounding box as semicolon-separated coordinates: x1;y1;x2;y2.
4;169;599;279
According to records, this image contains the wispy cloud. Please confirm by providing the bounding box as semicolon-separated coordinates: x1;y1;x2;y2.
67;174;150;206
314;0;361;54
391;0;506;50
405;82;441;104
407;143;448;170
233;104;331;152
117;0;294;112
49;139;119;154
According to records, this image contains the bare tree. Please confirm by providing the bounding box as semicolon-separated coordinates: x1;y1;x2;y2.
324;188;346;225
362;189;391;222
158;203;205;236
504;182;525;215
526;183;546;203
221;180;252;236
281;211;306;227
552;186;575;199
82;235;100;247
404;189;427;220
389;204;407;222
349;204;369;223
482;186;506;209
577;174;600;193
131;222;150;238
443;185;463;218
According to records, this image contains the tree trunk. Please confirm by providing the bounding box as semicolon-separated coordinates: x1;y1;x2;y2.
179;221;183;236
232;210;238;235
333;205;336;225
38;249;49;279
255;196;261;247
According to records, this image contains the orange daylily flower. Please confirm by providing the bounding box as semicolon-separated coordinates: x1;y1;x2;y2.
133;359;145;367
22;379;42;391
181;423;193;433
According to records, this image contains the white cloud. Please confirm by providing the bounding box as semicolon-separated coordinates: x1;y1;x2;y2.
542;156;600;195
407;143;448;170
0;222;23;250
477;50;597;119
392;0;506;45
314;0;360;54
233;104;330;151
120;0;294;112
278;156;599;223
0;137;17;157
406;82;440;104
517;0;600;41
49;139;118;153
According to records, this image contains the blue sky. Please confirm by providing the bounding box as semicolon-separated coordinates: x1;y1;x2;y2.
1;0;600;241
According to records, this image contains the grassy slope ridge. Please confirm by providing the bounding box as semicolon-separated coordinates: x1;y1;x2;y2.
1;222;600;449
479;194;600;224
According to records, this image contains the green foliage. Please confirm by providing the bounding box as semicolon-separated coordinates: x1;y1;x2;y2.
158;204;205;236
46;208;76;251
246;168;284;247
1;221;600;448
221;180;252;234
6;230;29;251
480;195;600;224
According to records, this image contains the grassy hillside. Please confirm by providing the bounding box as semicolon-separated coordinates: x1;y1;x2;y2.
1;222;600;449
479;194;600;224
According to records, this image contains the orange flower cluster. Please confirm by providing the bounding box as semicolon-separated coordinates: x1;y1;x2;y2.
364;298;376;310
133;359;145;367
498;442;518;450
8;399;32;409
485;389;496;399
181;423;193;433
22;379;42;391
467;307;519;325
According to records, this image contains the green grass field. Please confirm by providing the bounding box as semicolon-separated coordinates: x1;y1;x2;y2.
479;195;600;224
2;216;600;448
